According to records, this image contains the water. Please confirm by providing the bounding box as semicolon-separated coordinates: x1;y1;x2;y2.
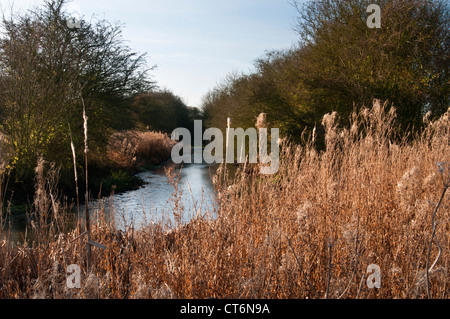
83;160;219;229
3;148;219;242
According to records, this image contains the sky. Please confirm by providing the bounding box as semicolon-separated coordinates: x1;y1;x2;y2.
1;0;303;107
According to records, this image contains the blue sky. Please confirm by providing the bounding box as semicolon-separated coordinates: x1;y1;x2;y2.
2;0;303;107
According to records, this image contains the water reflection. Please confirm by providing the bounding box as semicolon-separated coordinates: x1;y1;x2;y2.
85;160;218;230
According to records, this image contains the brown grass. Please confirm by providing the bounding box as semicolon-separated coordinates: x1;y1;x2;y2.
107;130;176;170
0;100;449;299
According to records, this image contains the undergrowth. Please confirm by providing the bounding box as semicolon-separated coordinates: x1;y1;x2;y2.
0;101;449;299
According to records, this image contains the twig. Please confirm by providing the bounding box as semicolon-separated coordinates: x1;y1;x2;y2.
82;96;92;271
338;248;362;299
286;235;319;298
426;185;447;299
338;213;362;299
70;230;88;244
68;124;81;234
325;238;333;299
356;273;365;299
429;225;442;272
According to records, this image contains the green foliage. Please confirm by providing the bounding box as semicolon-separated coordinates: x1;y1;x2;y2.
293;0;449;129
203;0;449;145
202;72;258;133
133;90;204;136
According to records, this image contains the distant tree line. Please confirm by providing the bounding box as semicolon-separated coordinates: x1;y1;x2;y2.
132;90;203;137
202;0;449;147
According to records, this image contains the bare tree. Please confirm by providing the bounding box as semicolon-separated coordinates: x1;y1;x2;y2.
0;0;154;182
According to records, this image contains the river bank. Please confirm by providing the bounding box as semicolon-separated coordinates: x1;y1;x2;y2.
3;146;220;243
1;106;448;299
1;129;176;207
1;129;179;241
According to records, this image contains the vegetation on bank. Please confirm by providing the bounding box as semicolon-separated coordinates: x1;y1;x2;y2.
0;1;198;207
108;130;177;172
202;0;449;148
91;130;177;197
0;104;448;299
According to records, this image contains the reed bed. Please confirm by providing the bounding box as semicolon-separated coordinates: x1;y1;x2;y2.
107;130;176;170
0;100;449;299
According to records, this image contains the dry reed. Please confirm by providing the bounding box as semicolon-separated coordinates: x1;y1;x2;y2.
0;100;449;299
107;130;176;170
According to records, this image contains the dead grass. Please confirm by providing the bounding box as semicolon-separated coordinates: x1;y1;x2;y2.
107;130;176;170
0;100;449;299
